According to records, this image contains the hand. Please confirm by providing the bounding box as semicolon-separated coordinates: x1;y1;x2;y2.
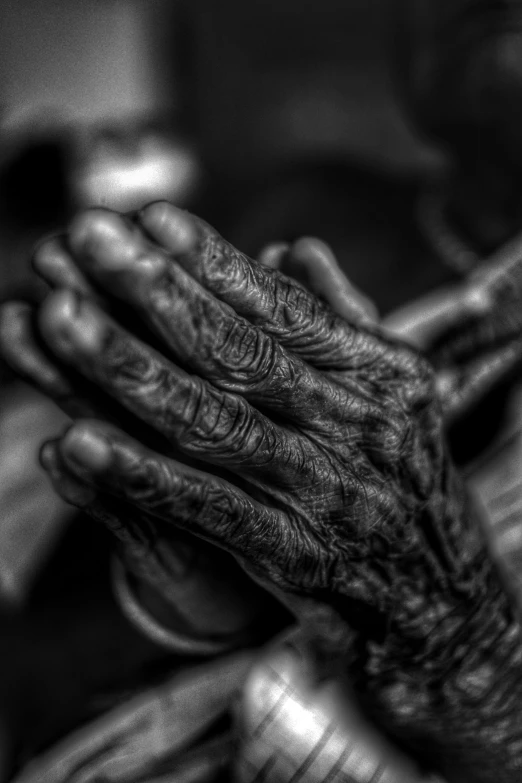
4;207;443;647
0;241;283;656
24;204;447;647
1;204;522;782
1;235;436;782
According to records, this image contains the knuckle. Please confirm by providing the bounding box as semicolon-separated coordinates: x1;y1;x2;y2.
178;382;258;458
102;329;150;383
366;405;409;459
202;233;243;290
104;332;170;404
382;342;436;411
120;451;154;493
212;319;276;387
405;353;437;409
261;518;335;592
175;376;210;444
203;482;244;536
280;279;316;330
107;446;167;509
99;330;188;436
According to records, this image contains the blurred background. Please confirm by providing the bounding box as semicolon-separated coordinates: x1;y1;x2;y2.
0;1;452;779
0;0;445;302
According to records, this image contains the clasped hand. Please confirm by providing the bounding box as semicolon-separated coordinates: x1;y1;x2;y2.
0;204;453;660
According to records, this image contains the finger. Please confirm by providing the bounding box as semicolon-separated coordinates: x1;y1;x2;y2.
55;420;289;570
0;301;75;401
0;300;122;423
0;300;252;476
258;236;377;324
40;437;168;557
64;209;346;428
40;437;281;647
437;337;522;423
383;279;522;422
383;282;490;350
257;241;289;269
423;235;522;367
32;235;95;296
382;238;522;421
138;202;379;369
286;237;378;324
35;220;166;352
39;439;98;508
39;438;179;591
37;290;314;485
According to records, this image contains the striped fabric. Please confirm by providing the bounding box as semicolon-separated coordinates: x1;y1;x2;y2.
235;634;442;783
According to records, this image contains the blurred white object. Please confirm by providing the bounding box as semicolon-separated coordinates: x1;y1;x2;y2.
71;128;201;212
0;0;177;131
0;0;200;212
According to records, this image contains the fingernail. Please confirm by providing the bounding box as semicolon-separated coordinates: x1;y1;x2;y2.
140;202;198;255
40;291;104;356
61;426;112;472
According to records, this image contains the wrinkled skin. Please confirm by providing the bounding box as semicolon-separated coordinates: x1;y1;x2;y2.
3;204;522;781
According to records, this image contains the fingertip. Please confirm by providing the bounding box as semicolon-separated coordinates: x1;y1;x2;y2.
33;235;93;293
38;289;79;333
60;424;112;473
289;236;378;324
0;301;75;394
257;242;289;269
140;200;176;230
40;434;100;506
68;207;117;247
139;201;198;255
290;236;338;269
32;235;64;276
68;208;136;267
38;290;104;356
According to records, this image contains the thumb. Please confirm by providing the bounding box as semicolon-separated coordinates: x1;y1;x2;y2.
259;236;378;324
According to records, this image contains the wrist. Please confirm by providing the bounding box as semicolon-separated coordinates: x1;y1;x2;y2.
348;465;522;781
